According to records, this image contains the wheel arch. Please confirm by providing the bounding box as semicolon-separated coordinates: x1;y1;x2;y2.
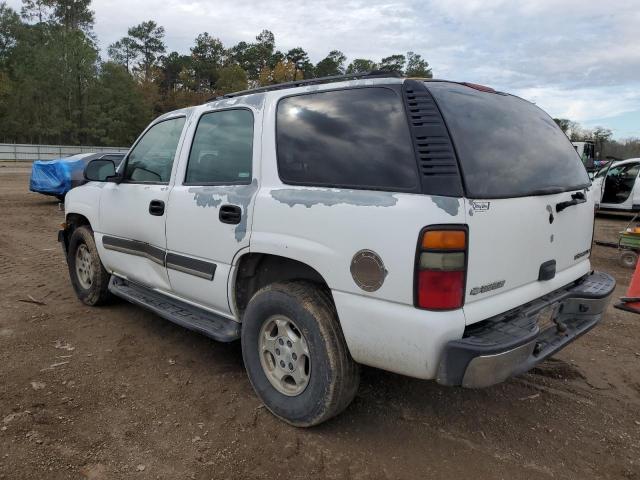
232;252;333;319
61;212;93;251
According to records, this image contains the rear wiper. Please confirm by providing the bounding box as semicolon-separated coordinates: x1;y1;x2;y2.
556;192;586;212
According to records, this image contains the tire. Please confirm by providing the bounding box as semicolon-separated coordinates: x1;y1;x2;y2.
619;250;638;269
67;226;112;306
241;281;360;427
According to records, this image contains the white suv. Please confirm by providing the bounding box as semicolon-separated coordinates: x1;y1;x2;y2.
59;73;615;426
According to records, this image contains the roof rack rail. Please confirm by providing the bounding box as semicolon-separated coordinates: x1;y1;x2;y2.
206;70;403;102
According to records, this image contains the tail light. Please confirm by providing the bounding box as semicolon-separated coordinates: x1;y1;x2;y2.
415;227;467;310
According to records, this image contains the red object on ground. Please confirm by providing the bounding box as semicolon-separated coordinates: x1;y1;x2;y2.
615;258;640;314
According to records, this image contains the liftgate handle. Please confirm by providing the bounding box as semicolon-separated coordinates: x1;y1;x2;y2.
556;192;586;213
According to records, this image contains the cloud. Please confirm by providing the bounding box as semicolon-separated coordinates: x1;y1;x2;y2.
4;0;639;136
514;85;640;122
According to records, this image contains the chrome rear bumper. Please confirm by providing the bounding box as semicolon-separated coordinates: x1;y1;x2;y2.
437;271;615;388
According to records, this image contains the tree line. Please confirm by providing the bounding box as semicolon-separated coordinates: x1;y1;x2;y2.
0;0;432;147
553;118;640;161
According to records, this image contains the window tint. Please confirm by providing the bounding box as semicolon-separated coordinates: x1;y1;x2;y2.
426;82;590;198
185;109;253;184
276;88;418;191
124;117;186;183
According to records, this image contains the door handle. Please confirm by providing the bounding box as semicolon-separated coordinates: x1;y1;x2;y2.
219;204;242;224
149;199;165;216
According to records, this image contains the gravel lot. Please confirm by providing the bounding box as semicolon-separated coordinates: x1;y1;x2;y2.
1;162;639;479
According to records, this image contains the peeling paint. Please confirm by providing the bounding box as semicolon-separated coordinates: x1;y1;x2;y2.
188;179;258;242
207;93;265;110
270;188;398;208
431;196;460;216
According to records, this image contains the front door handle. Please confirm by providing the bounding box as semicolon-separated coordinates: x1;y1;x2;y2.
149;199;165;216
219;204;242;224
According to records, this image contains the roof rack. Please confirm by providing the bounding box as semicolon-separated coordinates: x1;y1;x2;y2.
207;70;403;102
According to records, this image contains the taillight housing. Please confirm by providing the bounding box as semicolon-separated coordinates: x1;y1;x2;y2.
415;226;467;310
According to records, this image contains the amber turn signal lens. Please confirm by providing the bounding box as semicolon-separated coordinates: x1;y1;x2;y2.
422;230;466;250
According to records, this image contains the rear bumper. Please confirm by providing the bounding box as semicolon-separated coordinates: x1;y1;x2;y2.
436;271;615;388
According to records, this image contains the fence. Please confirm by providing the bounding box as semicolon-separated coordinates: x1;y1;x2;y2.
0;143;129;162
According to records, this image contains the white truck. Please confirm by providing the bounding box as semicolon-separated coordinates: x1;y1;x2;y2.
59;73;615;426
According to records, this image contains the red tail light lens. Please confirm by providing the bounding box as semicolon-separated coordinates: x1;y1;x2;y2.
415;227;467;310
418;270;464;309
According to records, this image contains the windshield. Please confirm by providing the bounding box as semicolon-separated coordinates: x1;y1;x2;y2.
426;82;590;199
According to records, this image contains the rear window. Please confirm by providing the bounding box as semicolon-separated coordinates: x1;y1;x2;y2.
427;82;590;198
276;87;419;191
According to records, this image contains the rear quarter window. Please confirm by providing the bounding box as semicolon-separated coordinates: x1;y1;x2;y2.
426;82;590;199
276;87;419;191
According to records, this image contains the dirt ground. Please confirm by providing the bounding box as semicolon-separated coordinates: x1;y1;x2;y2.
1;162;639;480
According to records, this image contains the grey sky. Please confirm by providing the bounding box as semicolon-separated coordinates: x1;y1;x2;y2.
8;0;639;138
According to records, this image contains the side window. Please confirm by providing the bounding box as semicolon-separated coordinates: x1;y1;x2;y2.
124;117;186;183
185;109;254;185
276;87;419;191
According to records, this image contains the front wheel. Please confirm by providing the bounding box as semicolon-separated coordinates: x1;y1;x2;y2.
67;226;112;306
241;282;360;427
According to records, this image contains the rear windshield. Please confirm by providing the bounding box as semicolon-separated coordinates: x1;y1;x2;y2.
427;82;590;198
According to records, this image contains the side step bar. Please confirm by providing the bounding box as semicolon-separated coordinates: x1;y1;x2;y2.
108;276;240;342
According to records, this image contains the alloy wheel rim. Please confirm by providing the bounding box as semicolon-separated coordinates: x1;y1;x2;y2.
258;314;311;396
75;244;94;290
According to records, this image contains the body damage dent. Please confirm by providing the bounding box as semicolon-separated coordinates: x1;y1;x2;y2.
430;196;460;216
270;188;398;208
188;179;258;242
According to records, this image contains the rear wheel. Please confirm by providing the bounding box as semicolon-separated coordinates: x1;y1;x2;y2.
67;226;112;306
241;282;359;427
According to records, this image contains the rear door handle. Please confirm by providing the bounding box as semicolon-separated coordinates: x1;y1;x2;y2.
149;199;165;216
219;204;242;224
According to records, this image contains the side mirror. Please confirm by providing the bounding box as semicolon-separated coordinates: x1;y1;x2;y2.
84;159;117;182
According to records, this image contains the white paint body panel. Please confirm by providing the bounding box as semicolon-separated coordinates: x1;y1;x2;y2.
462;191;594;324
63;182;102;228
164;102;263;314
332;291;465;379
98;183;172;290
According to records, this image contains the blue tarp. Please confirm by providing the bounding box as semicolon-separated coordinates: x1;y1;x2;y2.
29;155;89;197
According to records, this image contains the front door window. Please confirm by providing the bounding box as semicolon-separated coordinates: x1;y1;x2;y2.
124;117;186;183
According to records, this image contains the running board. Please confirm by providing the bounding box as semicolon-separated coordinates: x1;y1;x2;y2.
108;276;240;342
